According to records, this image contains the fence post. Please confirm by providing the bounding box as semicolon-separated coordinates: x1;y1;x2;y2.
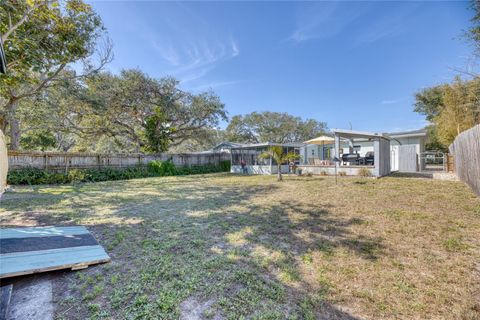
65;154;69;174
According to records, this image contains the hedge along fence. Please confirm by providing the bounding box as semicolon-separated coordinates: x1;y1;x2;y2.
8;160;232;185
7;151;230;173
449;124;480;196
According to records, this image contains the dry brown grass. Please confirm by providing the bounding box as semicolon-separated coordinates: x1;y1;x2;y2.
0;173;479;319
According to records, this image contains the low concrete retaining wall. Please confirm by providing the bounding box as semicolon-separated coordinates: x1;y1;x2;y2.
231;165;290;175
232;164;375;176
297;165;375;176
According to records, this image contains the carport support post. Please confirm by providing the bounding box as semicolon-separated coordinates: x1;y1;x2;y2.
348;139;354;154
335;135;340;184
334;135;340;162
269;153;273;174
373;139;380;177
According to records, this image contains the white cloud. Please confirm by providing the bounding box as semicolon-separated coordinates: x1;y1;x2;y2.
288;2;418;45
135;3;239;82
380;97;408;105
231;38;240;57
188;80;242;92
380;99;401;105
288;2;368;43
354;3;419;45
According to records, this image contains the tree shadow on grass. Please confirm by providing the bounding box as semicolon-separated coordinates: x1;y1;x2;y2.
1;175;381;319
389;172;433;179
175;198;380;319
203;200;385;261
94;185;383;318
0;175;274;226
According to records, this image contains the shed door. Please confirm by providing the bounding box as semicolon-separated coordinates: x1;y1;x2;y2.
391;145;399;171
398;145;418;172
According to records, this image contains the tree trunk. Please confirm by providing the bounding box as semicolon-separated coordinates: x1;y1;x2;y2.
5;98;20;150
277;164;282;181
0;129;8;199
9;119;20;151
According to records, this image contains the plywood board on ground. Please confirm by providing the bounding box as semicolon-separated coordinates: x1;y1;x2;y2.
0;226;110;279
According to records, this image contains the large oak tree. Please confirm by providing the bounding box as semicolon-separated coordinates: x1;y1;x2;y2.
0;0;110;149
19;69;228;153
225;111;327;144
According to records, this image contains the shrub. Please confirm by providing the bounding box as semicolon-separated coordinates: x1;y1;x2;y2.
320;171;328;176
219;160;231;172
161;161;176;176
176;164;224;175
68;169;88;183
7;160;231;186
45;173;69;184
338;171;347;176
147;160;163;174
147;160;177;176
358;167;372;177
7;167;47;185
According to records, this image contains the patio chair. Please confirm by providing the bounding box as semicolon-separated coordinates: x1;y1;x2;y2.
320;160;331;166
364;152;374;166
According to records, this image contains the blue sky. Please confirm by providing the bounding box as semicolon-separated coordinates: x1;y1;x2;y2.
89;1;473;132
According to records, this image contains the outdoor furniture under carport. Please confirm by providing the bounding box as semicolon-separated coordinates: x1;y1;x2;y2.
298;129;391;177
332;129;391;177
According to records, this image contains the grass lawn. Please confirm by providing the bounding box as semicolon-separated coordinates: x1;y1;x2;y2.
1;173;479;319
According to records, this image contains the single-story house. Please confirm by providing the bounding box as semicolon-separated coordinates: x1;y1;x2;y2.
226;128;427;177
212;142;246;153
300;129;428;172
229;130;392;177
230;142;303;174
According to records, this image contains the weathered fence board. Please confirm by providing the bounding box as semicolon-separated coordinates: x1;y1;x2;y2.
7;151;230;172
446;154;455;173
449;124;480;196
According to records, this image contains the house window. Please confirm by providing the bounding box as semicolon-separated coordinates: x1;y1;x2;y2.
324;148;331;159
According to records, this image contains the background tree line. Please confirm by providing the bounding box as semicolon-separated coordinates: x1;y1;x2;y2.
413;1;480;151
0;0;327;153
414;77;480;150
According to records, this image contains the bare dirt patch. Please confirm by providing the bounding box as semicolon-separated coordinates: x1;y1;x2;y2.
180;297;219;320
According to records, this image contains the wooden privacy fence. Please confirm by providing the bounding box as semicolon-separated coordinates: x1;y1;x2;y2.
7;151;230;172
449;124;480;196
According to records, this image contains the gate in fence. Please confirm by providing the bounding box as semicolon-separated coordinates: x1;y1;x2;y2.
419;151;445;172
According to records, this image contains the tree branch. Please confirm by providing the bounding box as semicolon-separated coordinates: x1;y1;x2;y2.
15;63;66;99
2;1;55;42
